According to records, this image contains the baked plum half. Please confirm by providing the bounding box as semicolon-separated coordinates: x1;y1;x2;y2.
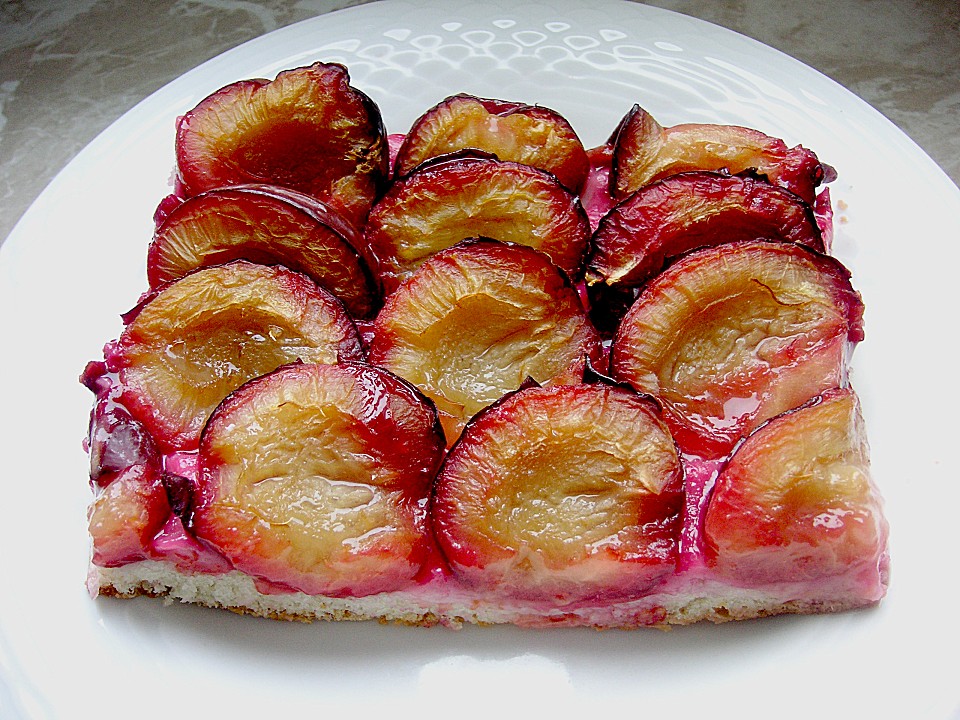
588;171;824;290
192;361;445;597
367;239;603;443
432;383;683;605
362;156;590;294
148;184;379;318
112;260;363;452
610;104;825;204
703;387;888;590
586;171;826;332
175;62;389;227
88;464;171;568
610;240;864;459
394;94;590;192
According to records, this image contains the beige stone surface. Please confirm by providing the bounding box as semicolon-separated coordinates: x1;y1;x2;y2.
1;0;957;245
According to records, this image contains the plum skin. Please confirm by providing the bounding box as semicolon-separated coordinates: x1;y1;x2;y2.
148;184;380;319
587;170;825;290
88;464;171;568
610;104;825;204
586;171;827;333
87;396;160;486
362;156;591;294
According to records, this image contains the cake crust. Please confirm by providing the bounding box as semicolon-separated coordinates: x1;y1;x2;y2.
90;557;887;630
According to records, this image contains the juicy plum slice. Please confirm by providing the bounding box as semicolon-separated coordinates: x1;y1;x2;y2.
703;387;888;589
394;94;590;192
87;396;160;486
175;62;389;227
588;171;824;290
362;156;591;294
148;184;379;319
610;104;825;204
113;260;363;452
587;171;825;334
192;361;446;597
367;239;604;444
433;383;684;604
610;240;864;459
88;464;171;568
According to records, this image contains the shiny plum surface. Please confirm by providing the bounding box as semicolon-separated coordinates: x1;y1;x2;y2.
149;184;379;318
611;240;864;459
433;382;683;604
610;104;825;204
193;362;445;597
362;156;590;294
588;171;824;290
394;94;590;192
113;261;363;451
704;388;888;588
175;62;389;227
88;464;172;567
368;239;602;443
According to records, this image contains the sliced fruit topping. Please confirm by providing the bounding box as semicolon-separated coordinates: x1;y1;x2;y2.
610;240;864;459
192;361;446;597
588;171;824;291
148;184;379;319
610;104;825;204
367;239;603;444
175;62;389;227
394;94;590;192
88;464;171;568
703;387;887;586
432;383;683;604
362;156;591;294
113;260;363;452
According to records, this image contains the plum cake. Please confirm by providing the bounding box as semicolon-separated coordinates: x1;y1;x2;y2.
82;61;888;628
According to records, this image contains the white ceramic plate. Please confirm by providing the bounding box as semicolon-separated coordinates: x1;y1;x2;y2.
2;1;958;718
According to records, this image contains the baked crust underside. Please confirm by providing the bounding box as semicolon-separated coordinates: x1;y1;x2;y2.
92;560;880;630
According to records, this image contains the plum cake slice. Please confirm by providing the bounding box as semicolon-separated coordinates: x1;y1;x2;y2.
82;60;888;629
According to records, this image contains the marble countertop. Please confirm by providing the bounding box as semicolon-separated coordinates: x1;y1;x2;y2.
1;0;957;248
